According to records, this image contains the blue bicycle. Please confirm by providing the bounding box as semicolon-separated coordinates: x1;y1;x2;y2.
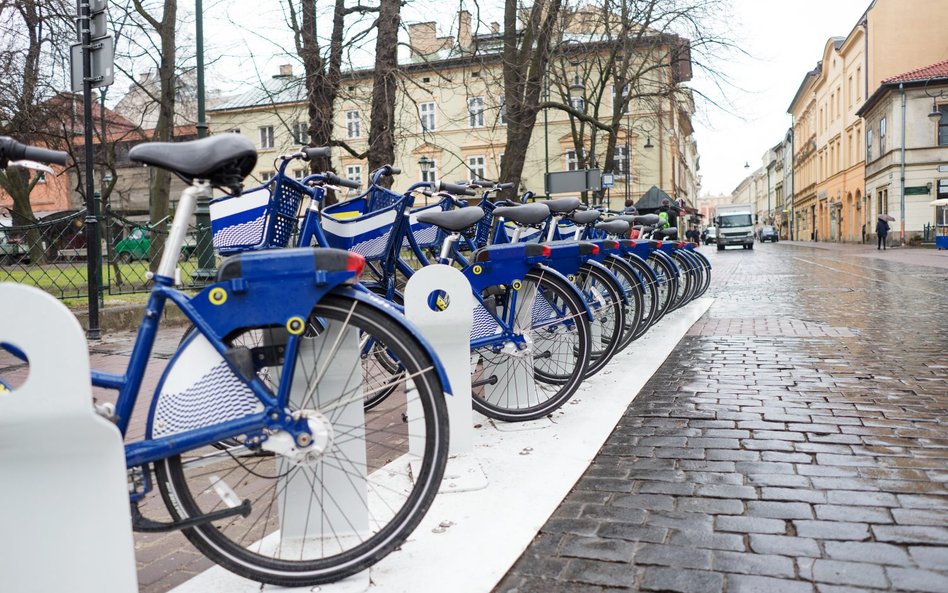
0;136;451;586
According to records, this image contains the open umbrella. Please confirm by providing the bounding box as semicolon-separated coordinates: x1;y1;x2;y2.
878;213;895;222
929;198;948;207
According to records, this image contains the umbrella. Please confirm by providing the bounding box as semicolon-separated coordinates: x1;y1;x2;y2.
929;198;948;207
878;213;895;222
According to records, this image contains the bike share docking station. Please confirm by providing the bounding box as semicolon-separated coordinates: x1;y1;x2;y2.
0;284;138;593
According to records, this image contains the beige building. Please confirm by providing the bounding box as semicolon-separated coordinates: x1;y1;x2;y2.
208;10;700;209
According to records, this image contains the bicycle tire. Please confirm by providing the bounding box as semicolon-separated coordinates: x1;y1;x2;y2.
647;253;677;319
673;251;699;306
613;255;657;339
576;264;624;378
691;252;712;298
155;293;449;587
667;251;694;311
602;257;646;350
471;268;590;421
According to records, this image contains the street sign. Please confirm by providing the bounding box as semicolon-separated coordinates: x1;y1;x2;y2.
545;169;602;194
70;37;114;92
905;186;930;196
602;172;615;189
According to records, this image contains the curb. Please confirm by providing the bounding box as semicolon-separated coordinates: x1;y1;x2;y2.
73;304;190;334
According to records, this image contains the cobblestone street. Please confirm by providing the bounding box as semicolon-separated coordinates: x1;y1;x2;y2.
497;242;948;593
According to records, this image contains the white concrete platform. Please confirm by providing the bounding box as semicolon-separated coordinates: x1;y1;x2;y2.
171;297;712;593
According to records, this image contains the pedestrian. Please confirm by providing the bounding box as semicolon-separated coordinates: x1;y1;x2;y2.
657;198;677;230
876;217;889;250
622;200;637;215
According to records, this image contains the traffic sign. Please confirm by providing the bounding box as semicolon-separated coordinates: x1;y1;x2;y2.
70;37;114;92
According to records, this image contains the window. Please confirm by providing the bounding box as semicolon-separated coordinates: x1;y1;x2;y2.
467;155;486;181
570;96;585;113
866;128;873;161
856;67;862;100
293;121;308;144
294;169;305;180
566;149;585;171
829;93;834;121
879;117;887;154
938;105;948;146
260;171;275;182
346;165;362;186
468;97;484;128
836;87;841;118
419;102;436;131
848;76;853;107
420;159;437;183
613;145;629;177
228;128;241;135
938;179;948;200
499;96;507;125
259;126;274;149
346;111;361;139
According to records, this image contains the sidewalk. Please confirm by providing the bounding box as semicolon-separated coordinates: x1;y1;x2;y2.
779;240;948;269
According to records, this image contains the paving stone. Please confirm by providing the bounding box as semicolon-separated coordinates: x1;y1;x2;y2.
746;474;812;488
638;481;697;496
746;501;814;520
714;550;797;578
667;529;747;552
761;487;827;503
716;516;787;534
641;566;723;593
812;559;889;588
872;525;948;545
596;522;668;543
825;490;898;507
890;508;948;526
559;536;636;562
823;542;912;566
748;534;821;557
814;505;893;524
908;546;948;570
677;497;746;515
884;567;948;593
634;543;713;569
612;494;676;512
727;575;815;593
695;484;758;499
793;521;870;541
897;495;948;510
558;558;635;587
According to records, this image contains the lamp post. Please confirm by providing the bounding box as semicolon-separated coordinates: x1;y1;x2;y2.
418;155;434;184
192;0;215;280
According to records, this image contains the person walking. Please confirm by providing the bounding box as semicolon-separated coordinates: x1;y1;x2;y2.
876;217;890;250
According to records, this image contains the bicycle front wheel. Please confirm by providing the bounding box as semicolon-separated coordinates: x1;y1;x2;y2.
155;293;449;587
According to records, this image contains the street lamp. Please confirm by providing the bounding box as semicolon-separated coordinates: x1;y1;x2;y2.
643;136;654;149
418;155;434;183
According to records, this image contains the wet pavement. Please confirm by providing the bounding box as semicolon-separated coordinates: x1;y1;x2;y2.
495;242;948;593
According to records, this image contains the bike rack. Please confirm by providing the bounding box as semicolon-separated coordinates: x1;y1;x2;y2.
405;264;487;492
0;283;137;593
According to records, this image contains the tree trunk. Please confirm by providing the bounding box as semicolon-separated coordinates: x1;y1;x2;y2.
367;0;400;187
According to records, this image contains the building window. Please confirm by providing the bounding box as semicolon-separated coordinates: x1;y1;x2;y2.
613;145;629;177
938;179;948;200
346;111;361;139
293;121;308;144
938;106;948;146
259;126;274;149
420;159;437;183
866;128;873;161
419;102;436;131
467;155;486;181
294;169;305;180
346;165;362;186
260;171;275;182
566;149;585;171
879;117;887;154
856;67;862;101
468;97;484;128
228;128;241;135
569;96;585;113
499;96;507;125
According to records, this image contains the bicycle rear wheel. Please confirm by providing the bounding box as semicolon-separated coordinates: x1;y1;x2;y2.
616;255;659;339
471;268;590;421
577;264;625;377
155;293;449;587
647;253;677;319
603;257;646;349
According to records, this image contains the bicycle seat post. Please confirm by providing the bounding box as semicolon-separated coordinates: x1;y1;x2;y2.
156;181;211;281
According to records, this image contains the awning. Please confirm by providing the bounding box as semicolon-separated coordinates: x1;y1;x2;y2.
929;198;948;207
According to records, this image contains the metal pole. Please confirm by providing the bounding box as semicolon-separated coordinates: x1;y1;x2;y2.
80;0;101;339
543;74;549;196
192;0;215;278
625;112;630;205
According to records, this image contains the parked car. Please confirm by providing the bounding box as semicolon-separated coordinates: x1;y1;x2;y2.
759;225;779;243
703;227;717;245
0;230;29;264
114;226;197;262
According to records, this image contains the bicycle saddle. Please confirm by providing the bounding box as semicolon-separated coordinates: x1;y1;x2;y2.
416;207;485;232
569;210;601;225
632;214;660;225
129;135;257;193
656;227;679;239
608;214;636;224
543;197;582;213
595;219;630;235
494;202;551;225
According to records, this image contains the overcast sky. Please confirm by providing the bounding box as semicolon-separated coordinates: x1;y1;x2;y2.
198;0;873;198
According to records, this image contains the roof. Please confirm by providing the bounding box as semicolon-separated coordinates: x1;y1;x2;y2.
634;185;674;211
856;58;948;116
882;59;948;84
212;75;309;112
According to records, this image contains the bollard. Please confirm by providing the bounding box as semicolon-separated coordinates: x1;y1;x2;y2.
0;283;137;593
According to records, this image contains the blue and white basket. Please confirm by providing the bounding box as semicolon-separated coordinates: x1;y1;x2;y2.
321;186;409;261
210;176;308;254
402;196;453;250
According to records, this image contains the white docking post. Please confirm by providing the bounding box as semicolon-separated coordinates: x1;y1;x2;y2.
0;283;138;593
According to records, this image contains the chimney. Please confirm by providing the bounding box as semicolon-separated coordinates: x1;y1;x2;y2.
275;64;293;78
458;10;472;50
491;21;500;34
408;22;453;58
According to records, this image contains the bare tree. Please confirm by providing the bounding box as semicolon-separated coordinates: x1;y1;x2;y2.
366;0;401;184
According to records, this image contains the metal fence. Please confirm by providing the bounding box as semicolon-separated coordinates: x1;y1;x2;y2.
0;209;219;300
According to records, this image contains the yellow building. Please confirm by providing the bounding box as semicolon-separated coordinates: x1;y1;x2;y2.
789;67;820;241
208;10;700;209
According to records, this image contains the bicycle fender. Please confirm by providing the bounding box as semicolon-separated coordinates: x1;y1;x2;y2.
333;286;452;398
534;263;595;322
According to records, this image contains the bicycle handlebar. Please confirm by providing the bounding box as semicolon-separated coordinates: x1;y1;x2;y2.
0;137;69;166
325;172;360;189
302;146;332;160
438;180;476;196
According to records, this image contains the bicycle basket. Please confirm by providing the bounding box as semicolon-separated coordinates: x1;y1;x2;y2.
210;176;307;254
321;186;408;261
402;196;452;250
471;199;496;248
